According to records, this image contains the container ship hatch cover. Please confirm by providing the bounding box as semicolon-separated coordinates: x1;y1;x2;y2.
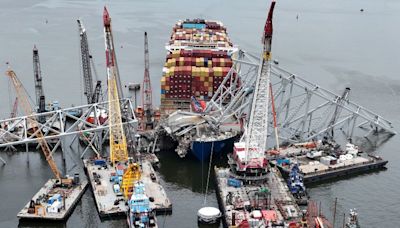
160;19;238;115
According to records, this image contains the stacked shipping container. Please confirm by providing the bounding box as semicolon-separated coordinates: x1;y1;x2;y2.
161;19;237;114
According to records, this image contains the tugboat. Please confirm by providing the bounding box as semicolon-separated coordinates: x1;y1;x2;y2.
346;209;360;228
127;181;157;228
287;164;308;205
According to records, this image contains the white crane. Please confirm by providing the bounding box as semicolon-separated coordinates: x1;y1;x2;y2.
231;0;276;174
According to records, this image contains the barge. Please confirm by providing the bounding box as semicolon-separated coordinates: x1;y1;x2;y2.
215;167;302;227
83;158;171;218
17;177;88;221
271;142;388;184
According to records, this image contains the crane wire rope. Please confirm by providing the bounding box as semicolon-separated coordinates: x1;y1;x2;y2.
203;141;214;205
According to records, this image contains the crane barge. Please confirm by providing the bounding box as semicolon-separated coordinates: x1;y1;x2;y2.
7;69;88;221
214;2;317;227
83;7;170;221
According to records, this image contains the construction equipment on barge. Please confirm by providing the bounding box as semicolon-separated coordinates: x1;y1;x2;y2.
33;46;46;115
271;141;388;184
77;18;105;151
32;46;64;115
215;1;304;227
140;31;157;131
83;8;171;222
84;6;141;217
77;19;103;105
135;32;162;154
5;69;88;221
287;164;308;205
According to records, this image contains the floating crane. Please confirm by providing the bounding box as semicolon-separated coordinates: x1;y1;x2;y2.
103;6;128;165
103;7;123;100
77;19;102;104
142;32;153;130
103;6;140;198
33;46;46;113
232;0;276;175
6;69;62;180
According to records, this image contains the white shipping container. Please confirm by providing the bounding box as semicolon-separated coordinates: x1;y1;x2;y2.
47;201;62;214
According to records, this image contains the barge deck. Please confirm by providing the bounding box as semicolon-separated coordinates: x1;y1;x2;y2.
18;178;88;221
83;158;171;218
215;167;301;227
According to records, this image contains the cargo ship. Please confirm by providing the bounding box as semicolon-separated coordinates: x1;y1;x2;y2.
159;19;239;160
160;18;238;114
190;131;237;161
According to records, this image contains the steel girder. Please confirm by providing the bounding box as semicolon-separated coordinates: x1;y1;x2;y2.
268;65;396;144
0;98;138;150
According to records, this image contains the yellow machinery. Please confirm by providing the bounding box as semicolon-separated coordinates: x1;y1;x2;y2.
107;75;129;164
122;162;141;199
6;69;62;181
106;51;141;199
103;6;140;199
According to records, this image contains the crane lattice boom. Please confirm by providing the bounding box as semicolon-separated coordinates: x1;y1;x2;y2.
242;0;276;162
10;97;18;118
77;19;95;104
103;7;123;99
33;46;45;112
142;32;153;129
6;69;61;180
103;7;128;164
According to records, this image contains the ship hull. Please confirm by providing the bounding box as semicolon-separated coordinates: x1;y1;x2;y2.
190;135;236;161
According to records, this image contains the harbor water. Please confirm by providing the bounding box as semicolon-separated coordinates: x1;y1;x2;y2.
0;0;400;227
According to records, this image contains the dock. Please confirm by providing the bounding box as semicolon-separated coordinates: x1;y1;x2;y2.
273;154;388;184
83;158;171;218
17;178;88;221
215;167;301;227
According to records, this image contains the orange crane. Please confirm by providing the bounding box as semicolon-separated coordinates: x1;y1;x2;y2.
6;69;62;180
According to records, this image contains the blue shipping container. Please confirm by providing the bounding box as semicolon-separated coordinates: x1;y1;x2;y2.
94;159;106;166
227;178;242;188
48;194;62;205
276;158;290;166
182;23;206;30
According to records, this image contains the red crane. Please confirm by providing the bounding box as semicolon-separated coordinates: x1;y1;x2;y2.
142;32;153;130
